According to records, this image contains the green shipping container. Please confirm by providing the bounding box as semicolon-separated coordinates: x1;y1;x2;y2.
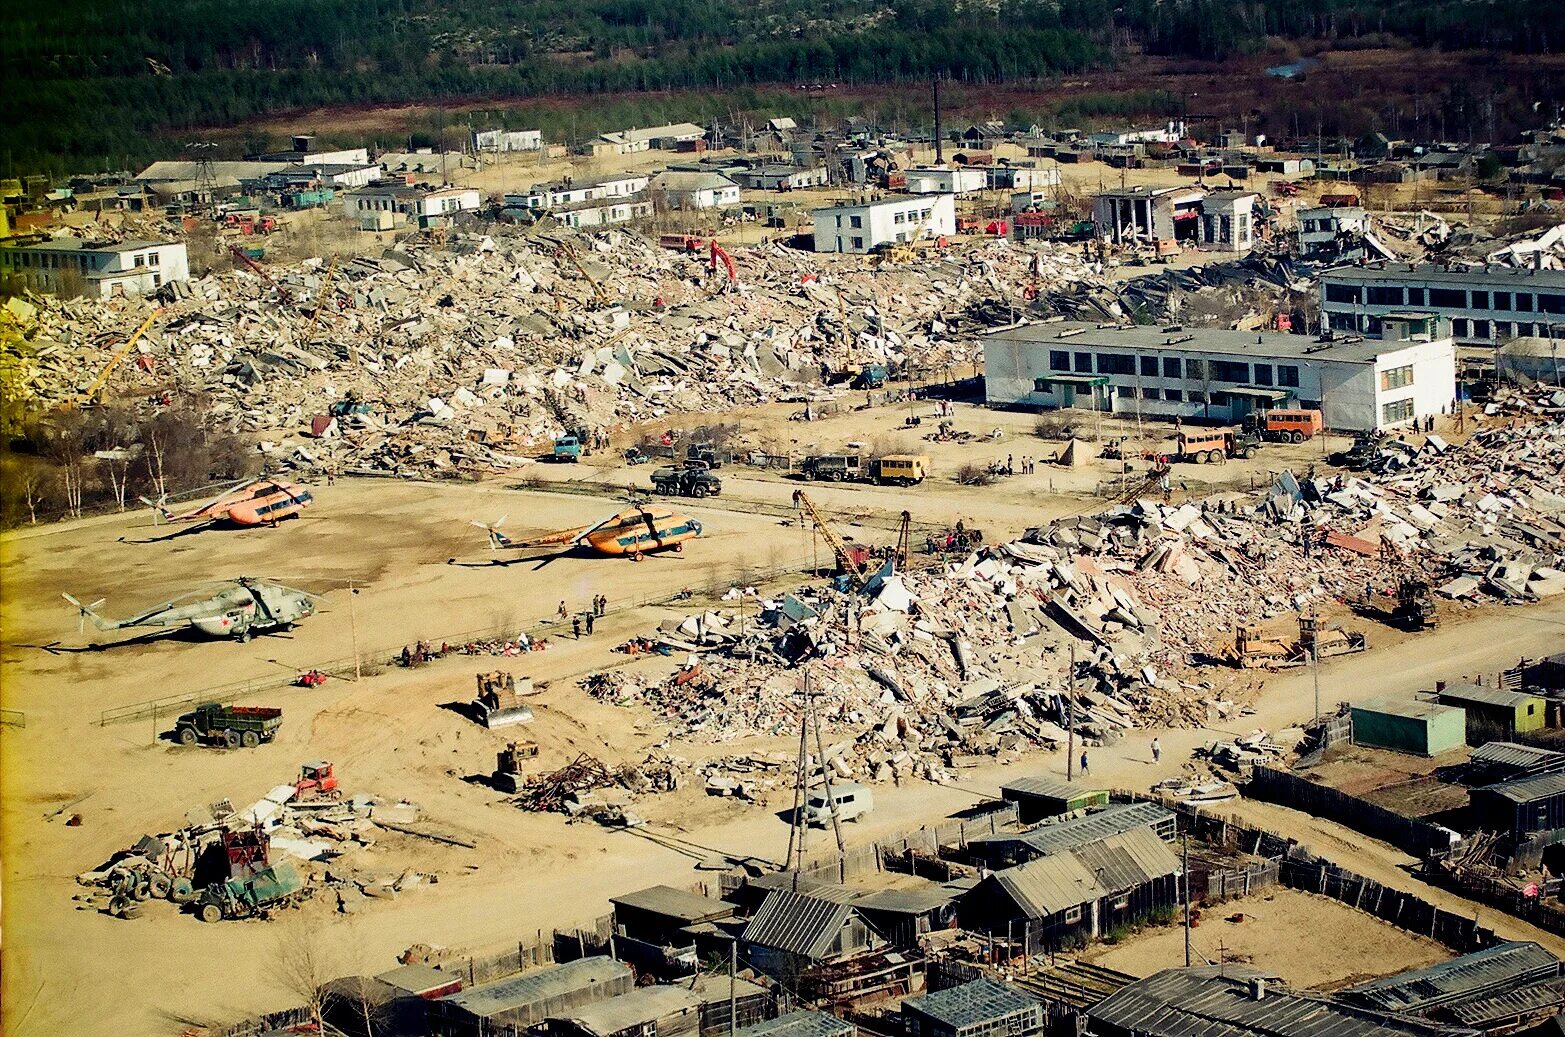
1351;697;1467;757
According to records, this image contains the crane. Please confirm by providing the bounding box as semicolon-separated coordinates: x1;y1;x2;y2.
555;241;610;307
75;307;165;408
299;256;340;346
228;244;293;305
792;489;869;590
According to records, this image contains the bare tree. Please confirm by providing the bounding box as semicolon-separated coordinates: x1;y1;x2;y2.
269;918;337;1031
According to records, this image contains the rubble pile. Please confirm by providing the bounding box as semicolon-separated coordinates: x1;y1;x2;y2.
1038;253;1307;330
13;230;1106;477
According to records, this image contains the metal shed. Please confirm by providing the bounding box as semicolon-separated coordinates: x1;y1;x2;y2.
903;977;1046;1037
1001;776;1110;822
612;885;735;945
429;957;633;1037
969;802;1176;869
1434;684;1547;743
1340;941;1561;1016
734;1010;853;1037
1471;772;1565;839
553;985;703;1037
1351;697;1467;756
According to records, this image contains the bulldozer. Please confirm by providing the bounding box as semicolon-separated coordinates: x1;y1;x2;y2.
293;761;340;803
1298;613;1368;660
473;671;534;728
492;741;538;794
1231;614;1365;669
1355;546;1440;631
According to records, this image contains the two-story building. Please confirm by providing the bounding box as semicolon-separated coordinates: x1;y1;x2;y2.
983;315;1456;431
651;171;741;210
1298;205;1370;258
342;185;481;229
811;194;957;253
1092;185;1206;246
505;173;651;212
1319;262;1565;346
1198;190;1260;252
0;237;189;298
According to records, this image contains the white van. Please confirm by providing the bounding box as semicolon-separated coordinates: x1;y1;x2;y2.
803;782;873;827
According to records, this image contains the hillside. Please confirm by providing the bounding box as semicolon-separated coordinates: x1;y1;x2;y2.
3;0;1565;172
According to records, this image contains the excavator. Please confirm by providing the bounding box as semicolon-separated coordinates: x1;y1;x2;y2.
708;240;737;291
228;244;294;305
555;240;611;308
70;307;165;409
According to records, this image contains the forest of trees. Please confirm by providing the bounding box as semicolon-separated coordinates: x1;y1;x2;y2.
4;0;1565;172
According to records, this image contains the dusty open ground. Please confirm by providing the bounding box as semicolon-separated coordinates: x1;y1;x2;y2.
4;393;1564;1036
1082;886;1452;990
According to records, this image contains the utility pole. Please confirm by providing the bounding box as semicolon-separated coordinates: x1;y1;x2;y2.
729;939;738;1037
348;581;362;681
1183;833;1192;967
1066;644;1076;782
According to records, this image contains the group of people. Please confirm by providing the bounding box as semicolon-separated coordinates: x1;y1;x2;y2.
565;595;609;639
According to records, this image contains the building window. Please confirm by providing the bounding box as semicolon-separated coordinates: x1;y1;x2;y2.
1495;291;1512;310
1517;293;1535;312
1064;906;1083;924
1471;290;1489;309
1162;357;1182;379
1033;378;1053;392
1253;363;1274;386
1164;388;1183;401
1453;318;1470;337
1096;353;1135;375
1407;287;1426;305
1140;356;1158;377
1189;390;1207;403
1496;321;1513;338
850;216;862;229
1211;360;1249;383
1184;358;1206;380
1381;365;1414;390
1278;365;1300;387
148;252;159;267
1429;288;1465;308
1073;352;1092;373
1049;349;1070;371
1141;387;1158;399
1211;391;1230;405
1474;319;1491;339
133;254;145;267
1382;398;1415;424
1325;283;1361;304
1368;286;1403;306
851;237;863;250
1116;385;1134;398
1541;294;1565;314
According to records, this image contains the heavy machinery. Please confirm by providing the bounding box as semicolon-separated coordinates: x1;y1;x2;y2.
492;740;539;793
64;577;320;642
685;442;721;469
228;244;294;304
556;241;610;307
792;490;870;589
708;240;737;290
1230;614;1366;669
1357;547;1440;630
196;861;305;922
651;464;722;498
293;761;340;802
73;307;164;408
473;671;534;728
1173;428;1260;464
173;703;283;748
1335;431;1391;471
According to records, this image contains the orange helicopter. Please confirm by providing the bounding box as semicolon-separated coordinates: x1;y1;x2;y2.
143;477;314;529
461;503;703;564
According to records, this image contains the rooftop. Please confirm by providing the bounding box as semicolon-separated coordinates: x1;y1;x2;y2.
810;193;945;215
611;884;734;923
735;1009;853;1037
986;321;1438;365
1432;684;1542;708
855;879;964;915
1341;942;1560;1014
436;957;630;1018
1090;966;1470;1037
653;171;738;191
1001;775;1106;801
903;977;1044;1027
1352;697;1466;721
1321;263;1565;292
1468;742;1565;773
986;826;1180;918
1477;771;1565;805
741;887;862;960
558;985;701;1034
3;237;172;253
973;802;1174;858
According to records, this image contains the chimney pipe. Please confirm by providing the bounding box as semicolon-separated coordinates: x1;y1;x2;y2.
1249;978;1267;1001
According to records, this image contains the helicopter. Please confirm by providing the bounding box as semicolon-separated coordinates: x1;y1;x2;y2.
63;578;321;643
142;477;314;529
462;502;703;564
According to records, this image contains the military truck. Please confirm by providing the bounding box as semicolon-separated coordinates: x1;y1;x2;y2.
1334;431;1390;471
685;442;722;469
801;454;863;482
174;703;283;749
651;465;722;498
196;862;305;922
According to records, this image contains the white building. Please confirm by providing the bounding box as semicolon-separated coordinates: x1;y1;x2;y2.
594;122;706;155
1086;122;1186;146
505;173;651;211
1198;190;1259;252
1320;263;1565;346
652;171;741;210
733;164;829;191
983;315;1455;432
342;185;481;228
547;194;654;229
905;166;988;197
1093;186;1206;246
473;129;542;153
991;165;1060;192
1299;205;1369;257
0;237;189;298
811;194;957;254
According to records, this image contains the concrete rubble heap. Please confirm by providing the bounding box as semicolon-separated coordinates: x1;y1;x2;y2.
12;230;1109;477
599;397;1563;793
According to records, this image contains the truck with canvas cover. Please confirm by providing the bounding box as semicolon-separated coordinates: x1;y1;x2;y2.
651;465;722;498
801;454;863;482
175;703;283;748
196;862;304;922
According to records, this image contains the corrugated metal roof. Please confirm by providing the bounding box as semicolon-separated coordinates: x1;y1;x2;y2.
1341;942;1560;1013
1447;976;1565;1025
438;957;630;1017
903;977;1044;1029
611;884;734;923
1352;697;1464;723
1478;772;1565;805
1435;684;1543;709
856;881;959;915
742;889;859;960
1002;776;1106;800
735;1009;855;1037
1072;827;1183;892
992;849;1111;918
558;985;701;1035
971;802;1176;858
1469;742;1565;772
1091;966;1472;1037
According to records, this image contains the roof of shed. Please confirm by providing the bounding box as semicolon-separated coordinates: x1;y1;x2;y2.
972;802;1174;857
1436;684;1542;708
1479;772;1565;804
437;957;630;1018
742;888;860;959
1341;942;1560;1013
1469;742;1565;771
985;827;1180;919
611;884;734;923
1001;775;1106;800
903;977;1044;1027
557;985;701;1035
735;1009;855;1037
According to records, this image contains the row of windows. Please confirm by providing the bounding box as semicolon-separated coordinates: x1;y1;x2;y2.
1033;378;1254;405
1331;311;1560;341
1045;349;1300;387
1327;281;1565;314
1383;398;1416;424
1380;365;1414;391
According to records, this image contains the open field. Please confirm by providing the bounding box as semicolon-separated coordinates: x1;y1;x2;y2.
4;388;1565;1035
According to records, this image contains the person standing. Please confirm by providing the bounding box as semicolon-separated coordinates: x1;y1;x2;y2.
558;600;567;621
586;612;595;635
572;617;581;639
1151;737;1161;763
1079;751;1089;776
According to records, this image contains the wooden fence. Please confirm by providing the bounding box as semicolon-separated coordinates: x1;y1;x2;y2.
1245;765;1457;860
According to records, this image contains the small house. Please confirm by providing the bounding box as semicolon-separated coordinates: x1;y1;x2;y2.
736;1010;853;1037
1471;772;1565;840
1092;185;1206;246
1433;684;1546;744
903;977;1045;1037
427;957;632;1036
999;776;1108;822
611;884;735;947
1467;742;1565;785
969;802;1176;870
854;880;963;946
740;887;878;979
653;171;741;210
1350;698;1466;757
551;985;702;1037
